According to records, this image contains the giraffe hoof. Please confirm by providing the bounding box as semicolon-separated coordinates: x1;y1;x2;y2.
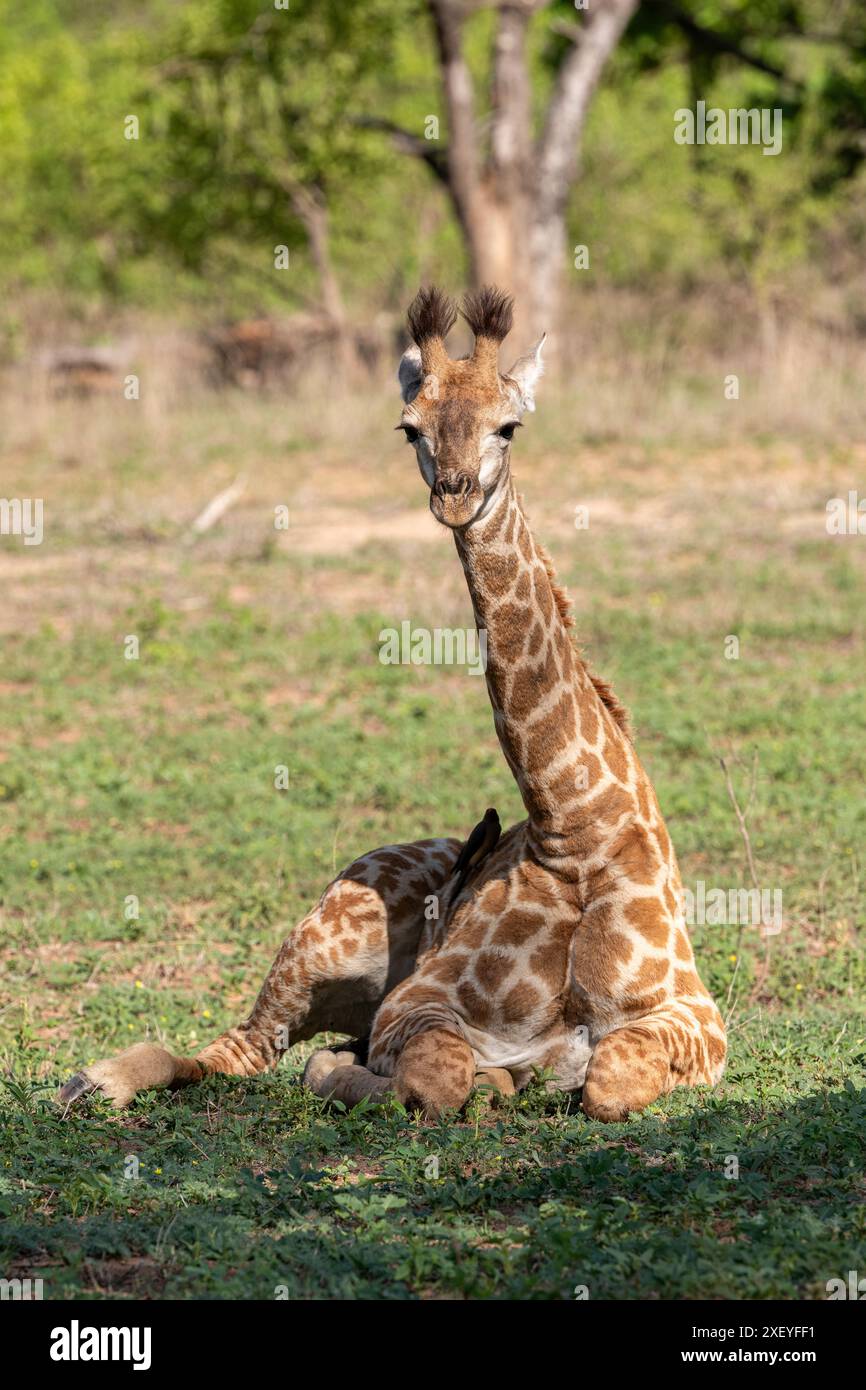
474;1067;516;1094
472;1068;517;1109
57;1044;179;1110
302;1047;364;1095
57;1063;134;1110
57;1071;98;1108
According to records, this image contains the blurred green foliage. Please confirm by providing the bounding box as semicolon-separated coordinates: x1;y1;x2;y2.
0;0;863;315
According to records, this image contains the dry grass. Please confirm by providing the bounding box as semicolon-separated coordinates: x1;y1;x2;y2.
1;296;863;647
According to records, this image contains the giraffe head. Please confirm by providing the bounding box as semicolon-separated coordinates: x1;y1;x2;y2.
397;286;545;529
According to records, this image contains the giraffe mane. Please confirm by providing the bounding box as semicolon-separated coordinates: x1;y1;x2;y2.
535;539;633;739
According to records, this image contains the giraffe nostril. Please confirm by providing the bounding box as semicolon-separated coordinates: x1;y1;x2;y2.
435;473;472;498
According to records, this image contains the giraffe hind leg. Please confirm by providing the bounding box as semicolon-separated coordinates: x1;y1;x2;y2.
58;837;460;1111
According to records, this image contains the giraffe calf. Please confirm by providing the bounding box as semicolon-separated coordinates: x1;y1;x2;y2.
60;286;726;1127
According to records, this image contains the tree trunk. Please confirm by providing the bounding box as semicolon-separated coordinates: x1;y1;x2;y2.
469;191;528;294
289;185;357;375
426;0;640;346
526;208;568;340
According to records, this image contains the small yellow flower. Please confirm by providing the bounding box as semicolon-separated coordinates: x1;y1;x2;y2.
154;1167;162;1174
795;983;804;992
202;1010;211;1019
30;859;39;869
728;954;737;963
134;980;143;989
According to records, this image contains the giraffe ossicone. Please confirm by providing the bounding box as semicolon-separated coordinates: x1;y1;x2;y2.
59;286;726;1124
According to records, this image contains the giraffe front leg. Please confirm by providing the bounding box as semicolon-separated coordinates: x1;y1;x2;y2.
304;1043;512;1116
59;837;459;1110
307;980;479;1119
348;966;489;1120
303;1052;393;1108
581;1028;670;1122
393;1028;477;1119
581;1001;727;1122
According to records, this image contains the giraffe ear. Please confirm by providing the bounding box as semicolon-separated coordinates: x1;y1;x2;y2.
397;345;424;403
503;334;546;414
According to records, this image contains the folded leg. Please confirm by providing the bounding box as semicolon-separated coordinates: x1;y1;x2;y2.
581;1000;726;1122
59;837;459;1109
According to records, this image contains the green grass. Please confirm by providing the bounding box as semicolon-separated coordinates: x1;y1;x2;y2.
0;394;864;1299
2;1029;865;1300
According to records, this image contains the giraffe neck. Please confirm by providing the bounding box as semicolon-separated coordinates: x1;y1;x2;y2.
455;480;630;859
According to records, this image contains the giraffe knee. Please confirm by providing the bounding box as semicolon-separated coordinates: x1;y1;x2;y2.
582;1032;670;1122
394;1029;475;1119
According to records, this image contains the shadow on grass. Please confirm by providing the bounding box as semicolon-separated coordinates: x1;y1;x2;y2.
2;1074;864;1299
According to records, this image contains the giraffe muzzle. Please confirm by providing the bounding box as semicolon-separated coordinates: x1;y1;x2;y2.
430;471;483;528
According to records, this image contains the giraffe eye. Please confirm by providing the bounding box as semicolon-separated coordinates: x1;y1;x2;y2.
399;424;420;444
497;422;520;441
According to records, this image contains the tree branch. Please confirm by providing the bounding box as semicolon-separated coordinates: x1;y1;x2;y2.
352;116;450;186
285;184;346;329
646;0;788;81
489;2;533;190
535;0;639;223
